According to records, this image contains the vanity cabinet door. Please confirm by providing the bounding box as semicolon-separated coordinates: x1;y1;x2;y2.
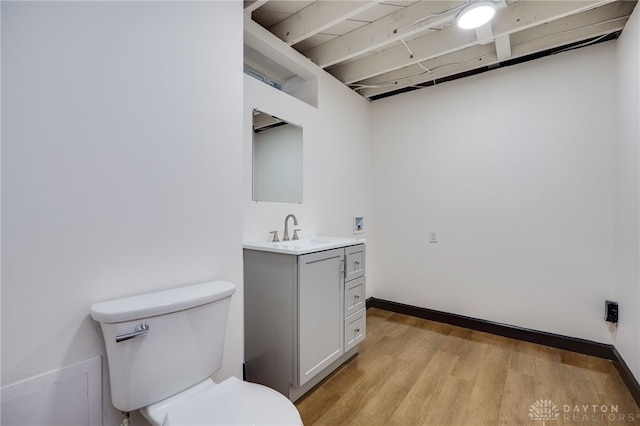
297;248;344;386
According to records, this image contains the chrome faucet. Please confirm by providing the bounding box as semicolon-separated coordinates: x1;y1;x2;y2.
283;214;299;241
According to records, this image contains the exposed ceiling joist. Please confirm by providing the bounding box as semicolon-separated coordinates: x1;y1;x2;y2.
331;27;477;84
331;0;614;85
358;3;632;98
305;1;468;68
246;0;638;100
357;44;498;98
509;4;631;53
269;0;382;46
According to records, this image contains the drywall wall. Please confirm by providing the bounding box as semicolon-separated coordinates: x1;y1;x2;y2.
615;4;640;381
1;2;243;425
243;62;373;287
370;41;618;344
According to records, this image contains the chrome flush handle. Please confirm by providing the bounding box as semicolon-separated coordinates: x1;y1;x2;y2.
116;323;150;343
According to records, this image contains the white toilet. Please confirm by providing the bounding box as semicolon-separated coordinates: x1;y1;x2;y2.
90;281;302;425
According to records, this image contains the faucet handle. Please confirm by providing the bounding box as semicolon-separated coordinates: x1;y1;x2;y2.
293;229;301;240
269;231;280;242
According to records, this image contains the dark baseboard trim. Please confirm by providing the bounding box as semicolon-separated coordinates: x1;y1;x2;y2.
366;297;615;359
366;297;640;407
612;346;640;405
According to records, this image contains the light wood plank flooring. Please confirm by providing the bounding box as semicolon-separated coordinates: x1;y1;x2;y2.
295;308;640;425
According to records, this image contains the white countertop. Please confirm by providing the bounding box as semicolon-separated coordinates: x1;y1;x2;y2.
243;236;366;255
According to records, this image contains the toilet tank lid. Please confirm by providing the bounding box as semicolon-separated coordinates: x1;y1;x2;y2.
90;281;236;323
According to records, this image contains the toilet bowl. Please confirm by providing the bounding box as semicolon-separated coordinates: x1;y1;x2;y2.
141;377;302;426
90;281;302;425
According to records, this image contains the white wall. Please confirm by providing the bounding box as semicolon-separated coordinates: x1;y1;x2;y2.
371;42;618;344
1;2;243;425
615;5;640;380
243;73;373;269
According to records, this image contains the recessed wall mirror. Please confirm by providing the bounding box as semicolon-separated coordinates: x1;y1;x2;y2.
252;109;303;203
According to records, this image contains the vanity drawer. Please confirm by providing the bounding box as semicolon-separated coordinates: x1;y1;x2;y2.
345;244;365;282
344;277;365;317
344;309;366;352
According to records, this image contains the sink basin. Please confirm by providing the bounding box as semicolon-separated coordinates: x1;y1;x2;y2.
243;237;365;255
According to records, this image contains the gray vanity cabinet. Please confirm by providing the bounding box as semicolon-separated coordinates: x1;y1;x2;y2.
243;243;366;402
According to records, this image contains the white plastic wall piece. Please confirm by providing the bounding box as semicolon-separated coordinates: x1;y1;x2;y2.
1;357;102;426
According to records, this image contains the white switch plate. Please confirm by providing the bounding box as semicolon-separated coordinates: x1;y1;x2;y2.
429;230;438;243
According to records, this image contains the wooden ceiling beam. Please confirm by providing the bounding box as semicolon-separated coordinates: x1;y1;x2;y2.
331;0;616;85
331;27;477;84
358;11;629;99
356;45;496;98
305;1;468;68
269;0;381;46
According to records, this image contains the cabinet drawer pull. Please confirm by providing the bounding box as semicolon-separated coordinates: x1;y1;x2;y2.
354;328;360;333
354;294;360;299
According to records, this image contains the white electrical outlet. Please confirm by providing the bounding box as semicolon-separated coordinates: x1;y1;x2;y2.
353;215;364;235
429;230;438;243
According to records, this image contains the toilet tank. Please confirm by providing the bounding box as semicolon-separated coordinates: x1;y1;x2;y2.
90;281;236;412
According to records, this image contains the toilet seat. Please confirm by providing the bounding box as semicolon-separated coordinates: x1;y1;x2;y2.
140;377;303;426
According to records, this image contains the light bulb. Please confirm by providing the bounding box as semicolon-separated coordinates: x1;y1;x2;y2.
457;2;496;30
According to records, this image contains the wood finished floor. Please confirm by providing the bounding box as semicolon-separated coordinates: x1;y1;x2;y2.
295;308;640;425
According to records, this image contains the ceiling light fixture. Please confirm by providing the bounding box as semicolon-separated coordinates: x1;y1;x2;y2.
457;1;496;30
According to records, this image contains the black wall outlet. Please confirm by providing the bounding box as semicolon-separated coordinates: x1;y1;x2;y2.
605;300;618;323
